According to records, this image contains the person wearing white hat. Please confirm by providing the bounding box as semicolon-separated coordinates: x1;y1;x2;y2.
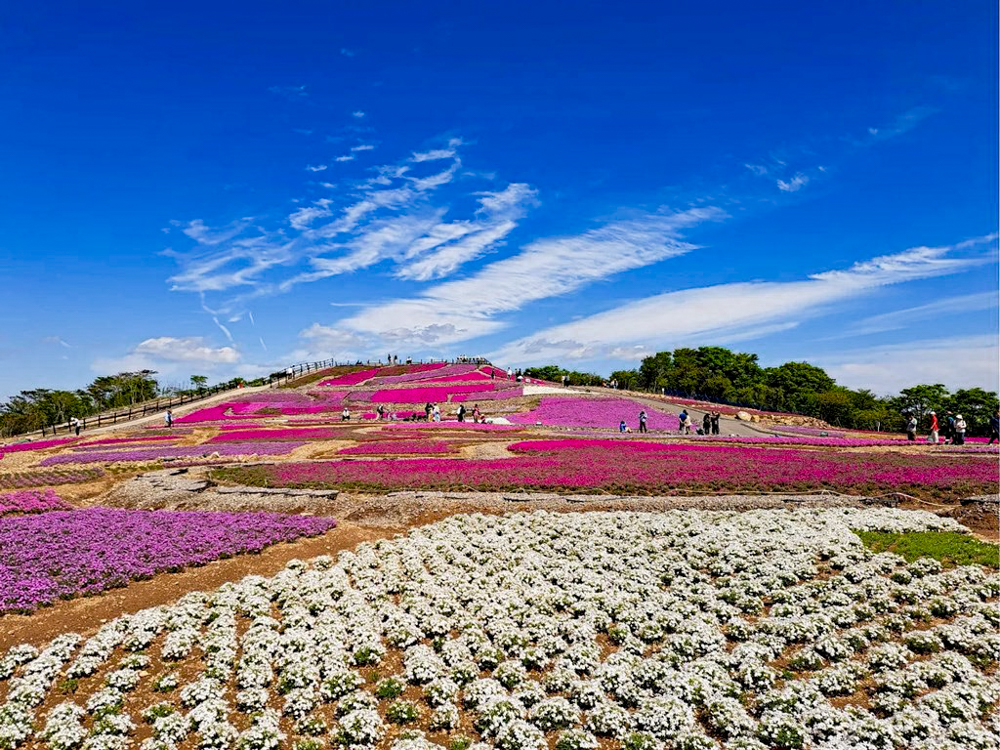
953;414;967;445
927;411;939;444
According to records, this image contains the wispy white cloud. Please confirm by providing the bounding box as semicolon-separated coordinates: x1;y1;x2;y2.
305;164;328;172
337;206;726;347
43;336;72;349
288;200;334;230
813;335;1000;394
351;144;376;152
839;291;998;336
489;234;997;364
776;173;809;192
351;110;366;119
866;106;937;142
335;155;355;163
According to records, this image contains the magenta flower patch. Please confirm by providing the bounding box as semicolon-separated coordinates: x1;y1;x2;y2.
0;489;71;516
0;508;337;613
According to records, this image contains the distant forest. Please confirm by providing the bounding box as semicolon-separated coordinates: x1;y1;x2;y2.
526;346;999;435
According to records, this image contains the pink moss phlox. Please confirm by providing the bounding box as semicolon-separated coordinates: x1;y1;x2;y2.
0;438;78;453
39;441;303;464
208;427;340;442
0;489;71;516
510;397;681;430
369;384;495;403
0;509;336;613
316;367;383;387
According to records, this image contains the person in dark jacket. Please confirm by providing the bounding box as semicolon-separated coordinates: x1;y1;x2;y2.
702;413;712;435
989;410;999;445
711;412;721;435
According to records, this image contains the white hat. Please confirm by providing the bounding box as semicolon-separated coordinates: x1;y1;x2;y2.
929;411;935;415
956;414;962;419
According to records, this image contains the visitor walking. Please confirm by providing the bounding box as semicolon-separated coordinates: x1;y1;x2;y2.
702;413;712;435
165;409;174;428
457;404;466;422
989;410;999;445
472;404;481;423
927;411;939;444
678;410;690;435
71;417;81;436
943;412;955;443
341;407;350;421
711;412;721;435
376;405;385;420
638;410;647;433
906;414;917;441
425;402;433;421
953;414;966;445
432;404;441;422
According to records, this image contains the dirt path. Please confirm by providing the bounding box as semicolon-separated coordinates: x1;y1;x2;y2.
0;521;400;652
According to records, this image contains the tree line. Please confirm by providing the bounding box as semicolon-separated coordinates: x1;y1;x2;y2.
526;346;999;435
0;372;258;438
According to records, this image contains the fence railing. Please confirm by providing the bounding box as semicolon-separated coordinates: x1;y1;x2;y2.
10;356;492;438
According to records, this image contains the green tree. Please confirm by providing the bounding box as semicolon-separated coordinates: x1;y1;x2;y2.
895;384;949;419
524;365;564;382
638;351;672;390
610;369;639;390
946;387;1000;435
190;375;209;393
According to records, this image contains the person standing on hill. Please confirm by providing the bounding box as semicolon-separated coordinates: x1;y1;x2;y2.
906;414;917;441
702;413;712;435
711;412;721;435
165;409;174;428
989;410;999;445
927;411;939;444
432;404;441;422
953;414;967;445
678;410;689;434
638;410;647;433
457;404;466;422
944;412;956;444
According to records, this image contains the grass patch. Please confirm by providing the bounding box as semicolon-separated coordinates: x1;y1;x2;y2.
854;529;999;568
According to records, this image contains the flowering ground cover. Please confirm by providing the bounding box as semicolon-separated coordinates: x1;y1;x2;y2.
0;508;337;614
0;490;70;516
451;387;525;402
417;370;493;383
1;509;996;750
0;438;78;454
338;439;458;455
510;397;680;430
0;467;104;489
208;427;341;442
40;441;303;465
78;435;180;447
316;367;383;387
217;439;998;499
369;384;498;403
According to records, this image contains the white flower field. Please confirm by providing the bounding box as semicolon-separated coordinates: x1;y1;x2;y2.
2;509;998;750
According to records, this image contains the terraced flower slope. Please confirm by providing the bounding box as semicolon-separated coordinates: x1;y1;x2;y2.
0;509;996;750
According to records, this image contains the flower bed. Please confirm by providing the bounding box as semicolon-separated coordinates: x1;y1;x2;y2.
316;367;383;387
0;438;78;454
219;440;998;498
369;384;496;404
2;509;996;750
0;490;70;516
207;427;341;442
39;441;303;465
366;363;457;385
416;370;493;384
0;508;337;613
338;440;457;455
510;397;680;430
451;387;525;402
0;467;104;489
78;435;180;447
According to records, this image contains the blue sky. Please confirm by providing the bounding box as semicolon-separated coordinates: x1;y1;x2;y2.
1;0;997;399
